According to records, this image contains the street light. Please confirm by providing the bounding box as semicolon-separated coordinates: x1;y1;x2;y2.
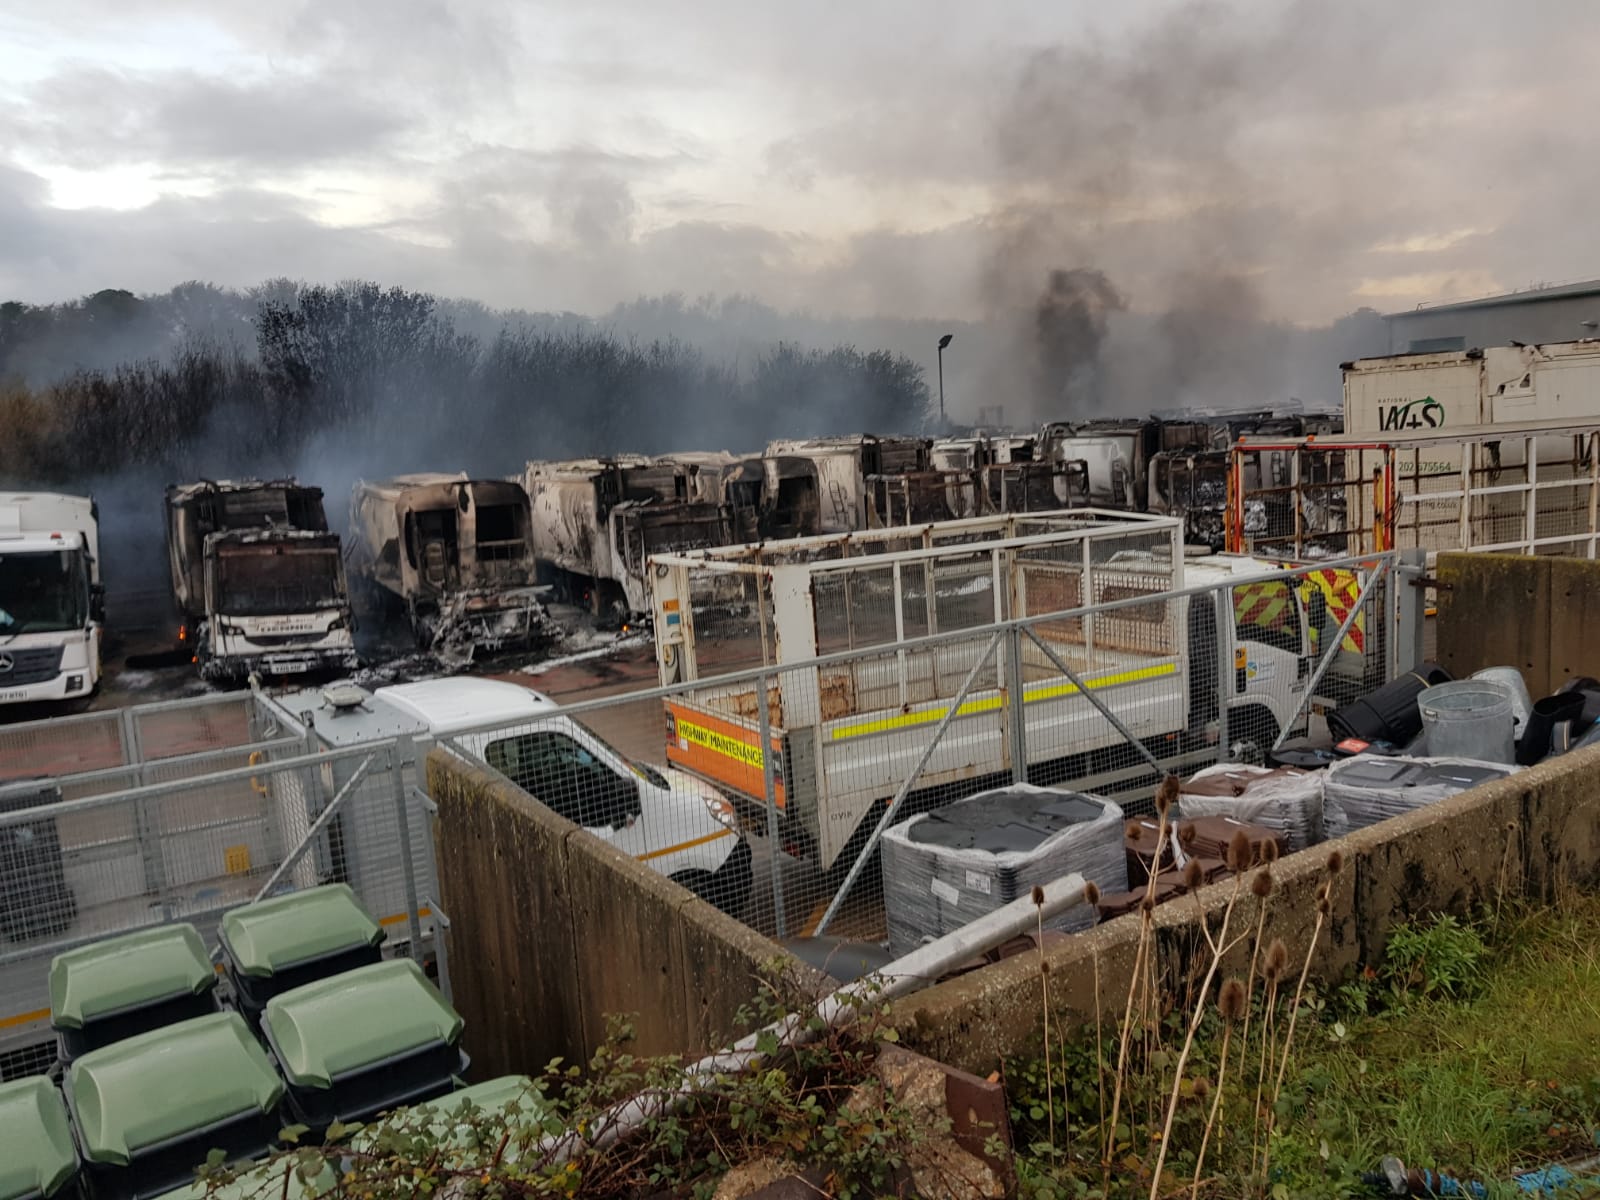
937;333;953;428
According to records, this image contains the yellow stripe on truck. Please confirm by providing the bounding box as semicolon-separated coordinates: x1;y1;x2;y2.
636;828;735;862
0;1007;49;1031
828;660;1179;740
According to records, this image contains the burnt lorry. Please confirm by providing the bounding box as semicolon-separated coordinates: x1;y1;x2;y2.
523;456;736;620
165;480;360;683
346;474;552;657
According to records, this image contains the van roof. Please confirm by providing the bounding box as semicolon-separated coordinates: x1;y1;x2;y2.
376;677;559;734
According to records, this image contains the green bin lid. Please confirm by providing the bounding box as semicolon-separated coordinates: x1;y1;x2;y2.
153;1158;337;1200
0;1077;78;1200
68;1013;283;1166
220;885;384;978
50;924;214;1030
263;959;464;1090
350;1076;550;1157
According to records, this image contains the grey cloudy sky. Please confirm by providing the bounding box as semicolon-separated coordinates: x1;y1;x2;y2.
3;0;1598;324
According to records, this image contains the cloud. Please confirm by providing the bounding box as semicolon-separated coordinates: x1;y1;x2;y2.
0;0;1598;348
6;67;409;170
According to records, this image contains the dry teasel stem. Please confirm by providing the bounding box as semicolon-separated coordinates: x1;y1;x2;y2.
1156;774;1180;816
1226;829;1253;874
1265;937;1289;980
1218;977;1247;1022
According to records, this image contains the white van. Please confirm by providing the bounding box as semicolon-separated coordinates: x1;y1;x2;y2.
267;677;753;915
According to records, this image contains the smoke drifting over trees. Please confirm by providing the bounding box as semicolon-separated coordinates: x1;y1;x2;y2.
0;281;932;490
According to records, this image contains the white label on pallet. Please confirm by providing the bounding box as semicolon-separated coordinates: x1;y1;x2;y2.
965;870;993;895
931;878;960;905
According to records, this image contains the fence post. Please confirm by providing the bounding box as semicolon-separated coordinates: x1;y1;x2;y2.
121;707;170;910
1006;624;1028;784
1213;579;1236;763
755;671;787;940
391;736;425;963
1393;548;1426;675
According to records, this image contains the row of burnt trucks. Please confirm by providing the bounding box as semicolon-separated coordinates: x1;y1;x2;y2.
7;331;1600;703
0;412;1334;700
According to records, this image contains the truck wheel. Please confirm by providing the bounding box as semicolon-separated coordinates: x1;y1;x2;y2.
670;869;718;906
1226;706;1280;764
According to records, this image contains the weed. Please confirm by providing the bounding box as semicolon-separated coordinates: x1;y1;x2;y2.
1381;914;1486;1004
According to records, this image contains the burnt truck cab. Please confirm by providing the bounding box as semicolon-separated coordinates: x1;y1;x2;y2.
201;529;358;680
165;480;359;684
347;475;551;657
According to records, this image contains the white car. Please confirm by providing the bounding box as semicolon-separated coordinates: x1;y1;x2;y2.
365;678;753;914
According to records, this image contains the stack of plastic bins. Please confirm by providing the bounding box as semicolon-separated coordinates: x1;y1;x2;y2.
220;885;386;1025
65;1012;284;1200
50;924;218;1064
881;784;1126;958
1322;755;1519;838
351;1075;547;1160
152;1158;336;1200
262;958;468;1131
0;1077;79;1200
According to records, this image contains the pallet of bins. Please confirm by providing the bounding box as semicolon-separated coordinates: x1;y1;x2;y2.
1177;763;1327;852
0;1075;78;1200
1321;755;1520;839
880;783;1127;958
48;924;219;1066
63;1011;284;1200
1095;813;1286;923
259;958;467;1134
217;883;386;1028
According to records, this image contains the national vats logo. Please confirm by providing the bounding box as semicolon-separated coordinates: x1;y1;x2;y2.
1377;395;1445;431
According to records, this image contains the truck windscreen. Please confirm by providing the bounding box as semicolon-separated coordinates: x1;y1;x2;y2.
0;550;88;635
216;548;343;616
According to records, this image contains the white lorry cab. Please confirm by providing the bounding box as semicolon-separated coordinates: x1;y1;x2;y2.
0;492;103;706
266;677;753;914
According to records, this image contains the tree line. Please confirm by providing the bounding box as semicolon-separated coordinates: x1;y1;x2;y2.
0;282;933;489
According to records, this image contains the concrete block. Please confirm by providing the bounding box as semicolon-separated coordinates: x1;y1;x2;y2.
1437;553;1552;693
563;826;695;1061
428;750;585;1080
1547;557;1600;692
429;747;808;1076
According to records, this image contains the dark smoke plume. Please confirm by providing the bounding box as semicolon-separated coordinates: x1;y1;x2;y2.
1033;268;1125;415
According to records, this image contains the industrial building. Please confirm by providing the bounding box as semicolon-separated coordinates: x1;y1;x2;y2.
1386;278;1600;354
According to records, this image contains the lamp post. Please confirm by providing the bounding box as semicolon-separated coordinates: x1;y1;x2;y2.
937;333;953;429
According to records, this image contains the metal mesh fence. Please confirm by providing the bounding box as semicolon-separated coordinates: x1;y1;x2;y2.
1235;430;1600;560
0;735;437;1062
440;551;1401;950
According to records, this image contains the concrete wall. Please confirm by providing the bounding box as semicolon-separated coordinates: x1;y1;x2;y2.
1436;552;1600;696
892;743;1600;1075
426;749;818;1080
